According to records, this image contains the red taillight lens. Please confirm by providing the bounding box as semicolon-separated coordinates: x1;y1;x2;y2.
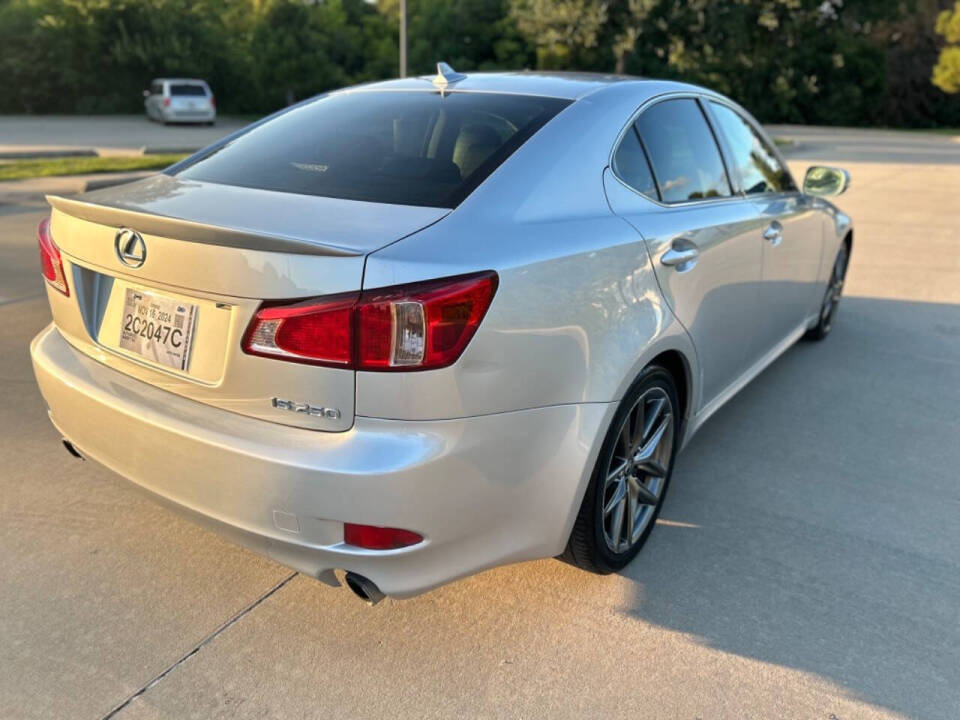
356;272;498;370
242;271;498;371
209;94;215;108
37;218;68;296
344;523;423;550
163;97;170;107
242;293;358;366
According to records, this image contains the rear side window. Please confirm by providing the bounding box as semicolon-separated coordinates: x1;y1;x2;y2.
171;84;208;97
176;91;571;208
612;128;658;199
634;99;731;203
709;102;795;194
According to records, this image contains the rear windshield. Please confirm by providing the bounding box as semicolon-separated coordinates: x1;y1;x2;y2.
175;91;571;208
171;84;208;96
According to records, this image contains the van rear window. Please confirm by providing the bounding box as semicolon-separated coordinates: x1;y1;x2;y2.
175;91;570;208
171;84;208;96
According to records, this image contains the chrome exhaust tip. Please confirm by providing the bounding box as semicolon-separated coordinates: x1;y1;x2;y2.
344;572;385;605
62;439;84;460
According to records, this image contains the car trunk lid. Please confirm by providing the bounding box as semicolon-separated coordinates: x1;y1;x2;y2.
44;175;449;431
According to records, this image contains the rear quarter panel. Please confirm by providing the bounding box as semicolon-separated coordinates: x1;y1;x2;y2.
359;84;699;423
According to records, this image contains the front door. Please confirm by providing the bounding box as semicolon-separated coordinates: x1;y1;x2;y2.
750;194;824;354
706;100;824;357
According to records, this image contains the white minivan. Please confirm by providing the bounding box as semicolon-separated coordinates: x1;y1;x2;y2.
144;78;216;125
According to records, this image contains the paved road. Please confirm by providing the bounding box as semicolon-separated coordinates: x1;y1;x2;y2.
0;115;250;155
1;132;958;719
769;124;960;164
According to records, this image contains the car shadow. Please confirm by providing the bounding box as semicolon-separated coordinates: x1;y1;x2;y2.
615;296;960;719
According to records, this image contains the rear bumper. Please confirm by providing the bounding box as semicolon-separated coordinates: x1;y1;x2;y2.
31;324;610;597
162;109;215;122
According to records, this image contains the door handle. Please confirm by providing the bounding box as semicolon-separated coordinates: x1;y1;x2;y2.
763;221;783;246
661;239;699;272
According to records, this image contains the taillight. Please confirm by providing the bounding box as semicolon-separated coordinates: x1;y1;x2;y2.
243;293;357;366
37;218;68;296
163;97;170;107
241;271;497;371
209;94;215;108
344;523;422;550
356;272;498;370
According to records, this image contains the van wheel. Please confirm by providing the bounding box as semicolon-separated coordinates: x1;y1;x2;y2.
561;365;679;574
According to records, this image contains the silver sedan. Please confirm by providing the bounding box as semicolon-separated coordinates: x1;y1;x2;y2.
31;67;852;602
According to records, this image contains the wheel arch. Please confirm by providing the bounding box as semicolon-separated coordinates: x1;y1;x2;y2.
648;349;692;438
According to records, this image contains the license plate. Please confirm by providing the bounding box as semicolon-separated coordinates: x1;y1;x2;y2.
119;288;197;371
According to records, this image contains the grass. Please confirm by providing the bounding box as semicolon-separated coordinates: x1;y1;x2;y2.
0;154;189;181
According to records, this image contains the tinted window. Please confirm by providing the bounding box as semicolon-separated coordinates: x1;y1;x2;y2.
150;82;162;95
171;84;208;96
612;128;658;199
709;102;795;194
634;99;731;203
177;91;570;208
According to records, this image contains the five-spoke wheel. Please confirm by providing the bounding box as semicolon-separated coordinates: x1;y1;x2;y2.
601;386;673;553
563;365;679;573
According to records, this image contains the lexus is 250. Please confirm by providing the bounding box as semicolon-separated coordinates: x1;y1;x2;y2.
31;66;852;603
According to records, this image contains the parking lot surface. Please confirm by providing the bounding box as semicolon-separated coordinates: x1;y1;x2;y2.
1;129;958;719
0;115;249;156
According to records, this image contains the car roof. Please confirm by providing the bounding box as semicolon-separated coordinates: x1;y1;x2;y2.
349;70;655;101
153;78;209;84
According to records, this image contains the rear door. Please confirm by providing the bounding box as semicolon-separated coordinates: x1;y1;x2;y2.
706;100;824;357
604;97;765;408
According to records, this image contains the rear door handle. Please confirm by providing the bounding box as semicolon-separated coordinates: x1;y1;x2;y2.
661;239;699;272
763;220;783;246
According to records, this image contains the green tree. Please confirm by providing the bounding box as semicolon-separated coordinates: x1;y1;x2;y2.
509;0;608;69
933;1;960;93
379;0;532;75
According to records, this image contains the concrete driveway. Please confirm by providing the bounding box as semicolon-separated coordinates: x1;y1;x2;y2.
0;130;958;719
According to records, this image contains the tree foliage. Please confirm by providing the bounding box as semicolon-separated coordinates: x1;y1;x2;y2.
0;0;958;127
933;1;960;92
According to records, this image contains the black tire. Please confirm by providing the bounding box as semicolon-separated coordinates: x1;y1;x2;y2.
561;364;681;574
804;240;850;341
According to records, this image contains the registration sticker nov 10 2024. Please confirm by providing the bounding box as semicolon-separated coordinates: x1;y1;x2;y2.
119;288;198;372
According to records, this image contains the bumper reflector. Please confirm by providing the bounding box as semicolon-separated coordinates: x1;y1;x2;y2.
344;523;423;550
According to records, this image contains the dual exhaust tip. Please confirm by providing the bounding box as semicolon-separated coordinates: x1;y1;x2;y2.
63;437;387;606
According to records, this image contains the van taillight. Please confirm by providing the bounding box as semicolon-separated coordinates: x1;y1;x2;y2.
37;218;68;296
242;271;498;371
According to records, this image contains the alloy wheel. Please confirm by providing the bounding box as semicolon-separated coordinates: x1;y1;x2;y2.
601;387;674;554
820;244;849;332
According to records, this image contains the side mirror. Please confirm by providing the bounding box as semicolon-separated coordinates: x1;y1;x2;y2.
143;89;151;98
803;166;850;197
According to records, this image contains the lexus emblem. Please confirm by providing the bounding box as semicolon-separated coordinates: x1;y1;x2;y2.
115;228;147;268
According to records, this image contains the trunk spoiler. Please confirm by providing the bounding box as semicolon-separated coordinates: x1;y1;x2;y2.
47;194;361;258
